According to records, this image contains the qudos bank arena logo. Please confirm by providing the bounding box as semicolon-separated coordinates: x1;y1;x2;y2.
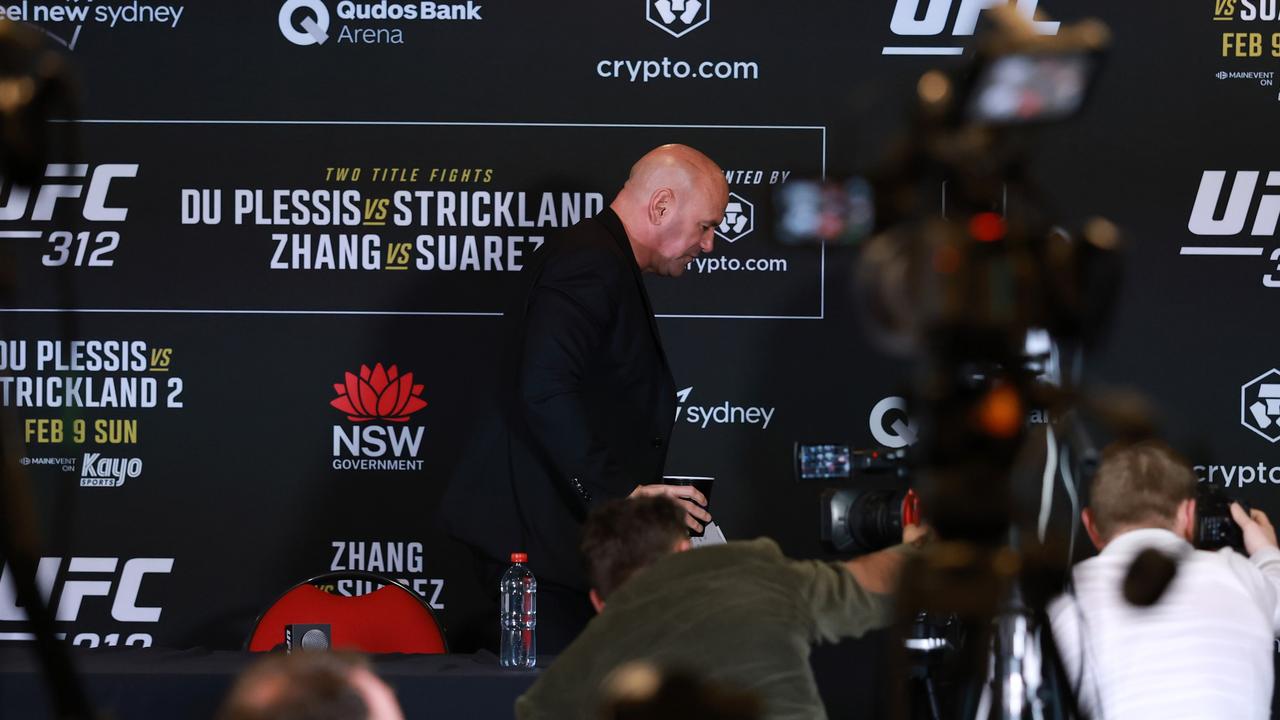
330;363;427;422
280;0;331;45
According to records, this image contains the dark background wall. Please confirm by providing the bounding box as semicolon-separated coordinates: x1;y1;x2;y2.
0;0;1277;706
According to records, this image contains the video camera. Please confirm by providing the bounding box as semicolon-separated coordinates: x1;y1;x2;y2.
795;444;920;554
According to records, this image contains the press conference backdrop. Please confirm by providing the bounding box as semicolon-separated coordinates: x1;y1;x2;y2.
0;0;1276;690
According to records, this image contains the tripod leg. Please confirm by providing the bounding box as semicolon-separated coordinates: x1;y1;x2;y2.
925;675;944;720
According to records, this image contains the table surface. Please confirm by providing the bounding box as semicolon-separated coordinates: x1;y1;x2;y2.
0;646;542;719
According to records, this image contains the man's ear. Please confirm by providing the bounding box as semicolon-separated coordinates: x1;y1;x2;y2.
1082;508;1105;551
674;538;693;553
648;188;674;225
589;589;605;614
1175;498;1197;543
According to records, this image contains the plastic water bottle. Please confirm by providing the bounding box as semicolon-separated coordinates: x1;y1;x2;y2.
499;552;536;668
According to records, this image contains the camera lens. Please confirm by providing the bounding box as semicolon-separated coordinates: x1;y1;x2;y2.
847;489;911;553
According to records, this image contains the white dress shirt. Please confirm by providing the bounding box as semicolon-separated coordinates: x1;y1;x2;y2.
1049;528;1280;720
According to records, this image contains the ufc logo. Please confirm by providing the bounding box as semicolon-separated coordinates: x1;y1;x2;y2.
889;0;1059;36
0;557;173;624
1188;171;1280;236
0;164;138;222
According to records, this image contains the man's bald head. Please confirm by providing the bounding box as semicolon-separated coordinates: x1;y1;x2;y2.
611;144;729;277
218;652;405;720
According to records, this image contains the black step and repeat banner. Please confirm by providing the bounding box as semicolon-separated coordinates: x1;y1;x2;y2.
0;0;1277;686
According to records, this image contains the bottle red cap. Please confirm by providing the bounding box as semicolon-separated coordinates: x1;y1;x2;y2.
510;552;528;563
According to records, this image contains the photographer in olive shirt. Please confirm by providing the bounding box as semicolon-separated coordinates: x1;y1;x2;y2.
516;497;923;720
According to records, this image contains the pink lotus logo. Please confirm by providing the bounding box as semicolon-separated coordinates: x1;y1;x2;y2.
330;363;427;422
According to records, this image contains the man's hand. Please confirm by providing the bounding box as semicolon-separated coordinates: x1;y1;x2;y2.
629;484;712;532
1231;502;1278;556
903;522;930;547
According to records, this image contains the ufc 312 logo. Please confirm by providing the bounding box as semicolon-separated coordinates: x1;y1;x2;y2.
0;556;173;648
0;164;137;222
0;163;137;268
1188;171;1280;236
884;0;1059;55
1183;171;1280;288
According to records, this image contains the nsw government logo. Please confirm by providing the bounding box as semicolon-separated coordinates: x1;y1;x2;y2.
1242;369;1280;443
330;363;427;471
716;193;754;244
647;0;710;38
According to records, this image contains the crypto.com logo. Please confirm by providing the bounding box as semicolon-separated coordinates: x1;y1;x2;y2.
280;0;331;45
1242;369;1280;443
647;0;710;38
870;396;918;449
330;363;427;422
716;192;754;244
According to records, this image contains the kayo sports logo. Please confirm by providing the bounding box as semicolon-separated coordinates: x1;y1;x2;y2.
79;454;142;488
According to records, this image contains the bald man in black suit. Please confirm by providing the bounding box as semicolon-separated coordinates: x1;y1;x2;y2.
441;144;729;652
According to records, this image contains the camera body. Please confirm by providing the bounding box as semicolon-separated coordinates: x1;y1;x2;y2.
797;444;918;554
1194;484;1248;553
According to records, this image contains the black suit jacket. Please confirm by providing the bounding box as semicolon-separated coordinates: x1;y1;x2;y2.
441;208;676;590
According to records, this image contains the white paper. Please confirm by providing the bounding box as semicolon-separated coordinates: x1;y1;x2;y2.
691;521;727;547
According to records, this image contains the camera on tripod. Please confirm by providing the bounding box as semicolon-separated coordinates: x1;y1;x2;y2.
784;6;1120;717
795;443;921;554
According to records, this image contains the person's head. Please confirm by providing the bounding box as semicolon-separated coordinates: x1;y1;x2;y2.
582;496;692;612
599;661;763;720
218;651;405;720
1082;440;1198;550
609;144;729;277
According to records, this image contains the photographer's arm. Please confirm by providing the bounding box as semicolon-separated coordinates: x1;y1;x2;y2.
843;523;929;593
1230;503;1280;630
